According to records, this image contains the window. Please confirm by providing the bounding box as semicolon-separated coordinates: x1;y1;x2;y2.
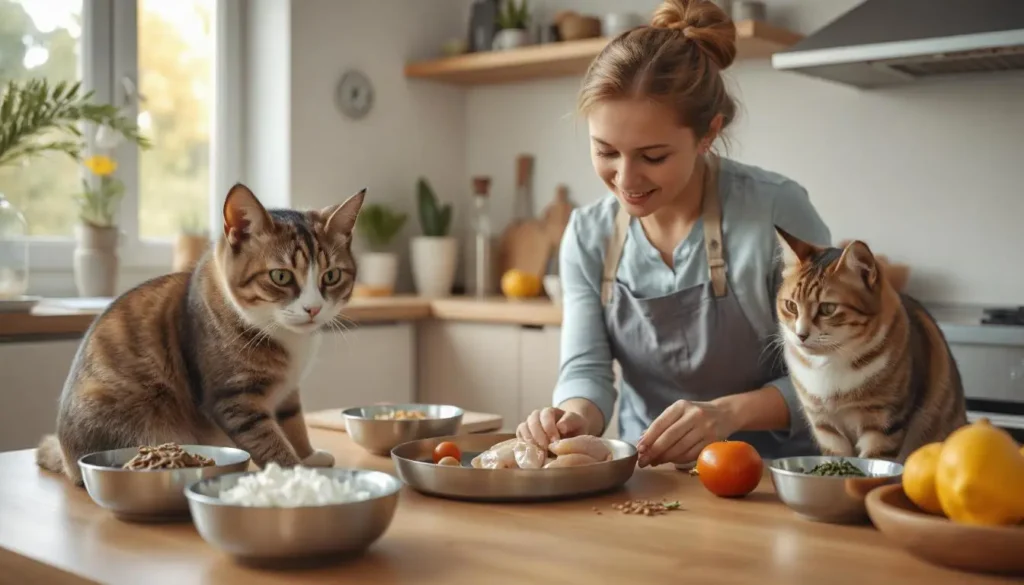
0;0;239;272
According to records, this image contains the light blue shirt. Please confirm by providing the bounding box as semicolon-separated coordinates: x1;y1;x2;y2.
551;156;833;436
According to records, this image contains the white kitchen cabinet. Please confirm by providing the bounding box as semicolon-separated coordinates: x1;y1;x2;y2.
301;322;416;412
417;321;521;431
0;338;81;451
518;326;562;421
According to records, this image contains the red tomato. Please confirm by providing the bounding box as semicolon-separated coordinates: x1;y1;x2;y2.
433;441;461;464
695;440;763;498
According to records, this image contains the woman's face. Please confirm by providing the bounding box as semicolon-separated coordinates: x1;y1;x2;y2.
587;98;706;217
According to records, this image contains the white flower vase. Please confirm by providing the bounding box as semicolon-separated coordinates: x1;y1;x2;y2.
74;224;119;297
492;28;531;51
410;236;457;298
357;251;399;297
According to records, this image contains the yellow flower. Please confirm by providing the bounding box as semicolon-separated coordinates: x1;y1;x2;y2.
84;155;117;176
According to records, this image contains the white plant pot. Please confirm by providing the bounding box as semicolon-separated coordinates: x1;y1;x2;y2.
493;28;531;51
357;251;399;296
73;224;119;298
410;236;457;298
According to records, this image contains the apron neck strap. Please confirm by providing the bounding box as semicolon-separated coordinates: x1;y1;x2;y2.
701;154;727;298
600;154;727;305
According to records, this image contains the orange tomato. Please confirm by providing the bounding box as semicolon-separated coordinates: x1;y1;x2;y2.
695;440;763;498
433;441;461;464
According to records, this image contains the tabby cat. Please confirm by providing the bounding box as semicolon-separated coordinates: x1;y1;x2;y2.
774;228;967;462
36;183;365;485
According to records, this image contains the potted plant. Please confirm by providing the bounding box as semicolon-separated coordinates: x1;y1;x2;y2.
354;203;407;297
72;153;125;296
0;79;148;297
493;0;532;50
173;212;210;273
410;178;457;298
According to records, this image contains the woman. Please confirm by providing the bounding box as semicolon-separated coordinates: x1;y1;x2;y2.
516;0;831;468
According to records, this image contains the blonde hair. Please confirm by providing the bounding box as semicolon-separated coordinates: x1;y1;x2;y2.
578;0;738;141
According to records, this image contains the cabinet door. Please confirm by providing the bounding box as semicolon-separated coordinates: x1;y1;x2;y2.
417;321;521;431
301;323;415;412
0;338;82;451
518;326;561;422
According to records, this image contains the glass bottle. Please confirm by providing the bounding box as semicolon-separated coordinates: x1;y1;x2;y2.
0;193;29;298
469;176;494;297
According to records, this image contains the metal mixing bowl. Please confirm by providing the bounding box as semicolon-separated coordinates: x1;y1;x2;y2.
77;445;251;522
769;455;904;524
185;468;402;561
343;403;463;455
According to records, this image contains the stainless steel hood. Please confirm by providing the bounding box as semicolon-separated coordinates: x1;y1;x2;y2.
771;0;1024;88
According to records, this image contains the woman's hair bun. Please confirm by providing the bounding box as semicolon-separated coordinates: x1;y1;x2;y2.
650;0;737;70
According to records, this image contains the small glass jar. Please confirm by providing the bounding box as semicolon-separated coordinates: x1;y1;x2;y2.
0;193;30;298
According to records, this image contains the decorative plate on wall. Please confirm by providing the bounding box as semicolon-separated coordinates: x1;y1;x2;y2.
334;69;374;120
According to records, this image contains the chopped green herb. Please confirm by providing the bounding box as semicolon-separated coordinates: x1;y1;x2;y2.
802;460;867;477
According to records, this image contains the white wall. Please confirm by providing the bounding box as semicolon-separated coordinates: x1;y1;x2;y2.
286;0;472;293
464;0;1024;307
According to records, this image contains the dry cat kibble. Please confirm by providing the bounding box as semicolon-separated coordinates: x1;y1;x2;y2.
122;443;215;470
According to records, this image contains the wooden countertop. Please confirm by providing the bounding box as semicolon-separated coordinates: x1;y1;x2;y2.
0;429;1015;585
0;296;563;340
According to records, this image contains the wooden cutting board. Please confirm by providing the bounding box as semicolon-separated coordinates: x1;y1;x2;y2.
305;408;504;434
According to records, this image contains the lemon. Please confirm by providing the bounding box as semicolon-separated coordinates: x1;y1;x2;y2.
902;442;944;515
500;269;541;299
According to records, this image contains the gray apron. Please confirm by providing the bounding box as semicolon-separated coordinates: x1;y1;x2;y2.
600;155;817;459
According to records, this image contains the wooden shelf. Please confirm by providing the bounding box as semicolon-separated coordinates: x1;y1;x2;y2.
404;20;803;86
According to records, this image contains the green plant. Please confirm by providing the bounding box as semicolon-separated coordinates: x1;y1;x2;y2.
0;79;150;169
356;203;408;250
416;177;452;237
496;0;530;30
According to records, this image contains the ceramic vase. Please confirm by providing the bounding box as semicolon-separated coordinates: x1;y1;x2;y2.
73;223;119;297
357;251;399;297
492;28;531;50
410;236;457;298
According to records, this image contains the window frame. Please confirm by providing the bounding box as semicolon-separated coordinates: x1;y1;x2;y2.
23;0;241;273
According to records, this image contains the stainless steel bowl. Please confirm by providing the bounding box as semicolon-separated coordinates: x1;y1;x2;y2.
391;433;639;502
185;468;402;561
77;445;251;522
343;403;463;456
769;455;904;524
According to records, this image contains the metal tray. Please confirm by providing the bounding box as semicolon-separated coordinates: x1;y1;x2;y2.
390;433;638;502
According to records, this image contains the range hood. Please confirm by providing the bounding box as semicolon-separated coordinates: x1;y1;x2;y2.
771;0;1024;88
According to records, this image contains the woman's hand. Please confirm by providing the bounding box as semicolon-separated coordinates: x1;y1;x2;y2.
516;407;587;448
636;399;736;467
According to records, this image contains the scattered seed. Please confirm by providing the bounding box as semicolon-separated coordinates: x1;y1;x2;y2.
606;499;683;516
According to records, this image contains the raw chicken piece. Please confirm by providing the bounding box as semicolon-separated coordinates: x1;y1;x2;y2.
548;435;612;462
543;453;598;468
513;440;548;469
470;438;519;469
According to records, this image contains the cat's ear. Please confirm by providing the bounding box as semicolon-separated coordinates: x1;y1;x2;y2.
775;226;820;266
835;240;879;290
223;183;272;246
322;188;366;236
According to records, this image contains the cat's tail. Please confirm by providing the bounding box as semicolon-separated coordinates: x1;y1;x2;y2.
35;434;64;474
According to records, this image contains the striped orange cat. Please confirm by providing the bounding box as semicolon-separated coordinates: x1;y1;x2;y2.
774;228;967;462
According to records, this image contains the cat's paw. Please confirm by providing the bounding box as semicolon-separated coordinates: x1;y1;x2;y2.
301;449;335;468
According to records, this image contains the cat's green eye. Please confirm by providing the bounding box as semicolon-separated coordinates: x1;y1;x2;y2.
784;300;798;313
818;302;837;316
269;269;294;286
321;267;343;287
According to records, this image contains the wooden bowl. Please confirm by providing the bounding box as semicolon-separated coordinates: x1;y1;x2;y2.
865;484;1024;576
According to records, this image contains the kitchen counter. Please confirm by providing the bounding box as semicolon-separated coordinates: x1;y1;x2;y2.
0;429;1015;585
0;295;562;341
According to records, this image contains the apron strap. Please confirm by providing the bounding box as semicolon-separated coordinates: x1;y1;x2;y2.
701;155;727;298
601;205;630;306
601;154;727;304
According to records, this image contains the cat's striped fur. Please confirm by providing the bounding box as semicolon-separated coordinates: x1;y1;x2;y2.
774;228;967;462
36;184;365;484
